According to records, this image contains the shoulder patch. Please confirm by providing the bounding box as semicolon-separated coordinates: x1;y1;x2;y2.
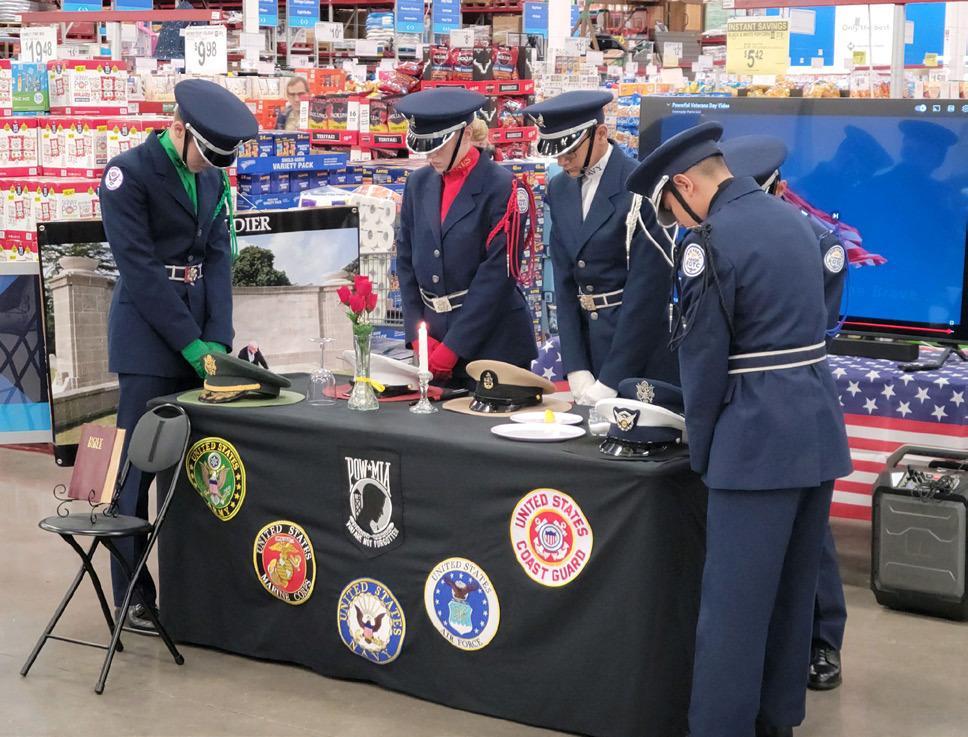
681;243;706;278
823;244;846;274
104;166;124;191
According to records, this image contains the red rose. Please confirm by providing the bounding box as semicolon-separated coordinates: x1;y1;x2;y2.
365;292;378;311
349;294;365;313
337;285;351;305
354;275;372;297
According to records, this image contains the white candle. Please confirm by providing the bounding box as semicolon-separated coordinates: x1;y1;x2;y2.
418;322;429;374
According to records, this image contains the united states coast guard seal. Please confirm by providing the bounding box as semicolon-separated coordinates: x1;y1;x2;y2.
253;520;316;605
424;557;500;651
337;578;406;664
510;488;593;587
186;437;245;521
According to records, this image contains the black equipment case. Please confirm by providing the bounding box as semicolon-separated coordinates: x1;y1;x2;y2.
871;445;968;621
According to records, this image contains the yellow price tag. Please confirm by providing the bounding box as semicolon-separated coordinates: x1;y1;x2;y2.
726;18;791;75
923;53;938;67
852;50;867;66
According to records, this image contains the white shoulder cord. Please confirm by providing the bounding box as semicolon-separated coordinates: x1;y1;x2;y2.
625;192;676;270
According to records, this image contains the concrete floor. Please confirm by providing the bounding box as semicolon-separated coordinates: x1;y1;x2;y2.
2;446;968;737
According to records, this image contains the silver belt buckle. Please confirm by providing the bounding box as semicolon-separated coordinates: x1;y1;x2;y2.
183;265;199;285
432;295;452;313
579;294;597;311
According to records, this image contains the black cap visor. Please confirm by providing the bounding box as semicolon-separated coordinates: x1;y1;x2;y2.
187;124;239;169
536;123;594;157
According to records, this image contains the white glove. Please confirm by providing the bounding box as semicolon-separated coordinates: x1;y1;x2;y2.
567;370;595;402
579;380;617;406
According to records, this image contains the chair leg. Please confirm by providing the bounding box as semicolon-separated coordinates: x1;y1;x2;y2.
21;536;94;677
97;540;183;695
60;536;122;653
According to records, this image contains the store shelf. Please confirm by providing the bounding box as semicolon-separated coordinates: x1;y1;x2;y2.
461;4;522;13
421;79;535;96
19;9;221;22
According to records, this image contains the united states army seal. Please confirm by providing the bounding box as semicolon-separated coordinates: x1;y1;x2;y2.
510;488;593;587
253;521;315;605
337;578;406;664
424;557;500;651
186;437;245;521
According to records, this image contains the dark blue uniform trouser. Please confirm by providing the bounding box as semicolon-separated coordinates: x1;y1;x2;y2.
111;373;197;608
813;525;847;651
689;483;834;737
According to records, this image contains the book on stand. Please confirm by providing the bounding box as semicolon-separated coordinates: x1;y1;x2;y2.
67;424;126;505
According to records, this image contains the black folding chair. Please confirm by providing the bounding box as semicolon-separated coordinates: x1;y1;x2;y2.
21;403;191;694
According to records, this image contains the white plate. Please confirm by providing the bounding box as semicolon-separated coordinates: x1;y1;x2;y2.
491;423;586;442
510;411;584;426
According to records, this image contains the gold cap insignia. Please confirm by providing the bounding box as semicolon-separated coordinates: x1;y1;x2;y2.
614;407;640;433
482;371;496;390
204;354;217;376
636;381;655;404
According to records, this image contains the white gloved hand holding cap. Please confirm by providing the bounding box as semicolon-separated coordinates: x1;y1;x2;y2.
579;380;617;406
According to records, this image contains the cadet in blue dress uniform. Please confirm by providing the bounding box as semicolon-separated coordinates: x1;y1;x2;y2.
721;135;848;693
628;123;852;737
100;79;257;631
522;91;678;404
395;89;536;384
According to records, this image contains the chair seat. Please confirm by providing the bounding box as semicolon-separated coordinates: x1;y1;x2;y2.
39;513;152;537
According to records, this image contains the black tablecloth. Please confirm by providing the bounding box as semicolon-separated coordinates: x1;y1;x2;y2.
156;379;707;737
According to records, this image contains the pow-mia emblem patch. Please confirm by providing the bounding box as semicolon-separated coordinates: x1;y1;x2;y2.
338;578;406;664
186;437;245;521
341;449;404;557
104;166;123;191
253;520;315;605
613;407;640;433
482;370;496;390
510;489;593;587
824;244;846;274
681;243;705;278
424;557;500;651
204;354;217;376
636;381;655;403
516;186;529;214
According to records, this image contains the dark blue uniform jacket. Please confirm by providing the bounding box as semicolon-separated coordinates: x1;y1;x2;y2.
100;132;233;378
678;177;852;490
546;144;678;388
396;149;536;367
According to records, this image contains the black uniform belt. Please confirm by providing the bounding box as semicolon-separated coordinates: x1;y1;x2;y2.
420;288;468;314
727;342;827;375
578;288;623;312
166;264;203;284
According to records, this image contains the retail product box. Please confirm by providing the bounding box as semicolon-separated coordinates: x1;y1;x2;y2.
104;115;168;160
327;167;363;186
288;171;312;192
269;172;290;193
0;118;40;176
30;177;100;224
492;14;522;36
219;75;252;99
39;116;67;171
238;173;272;196
295;68;347;95
11;63;48;113
144;73;177;102
272;131;310;157
0;61;12;115
47;60;129;114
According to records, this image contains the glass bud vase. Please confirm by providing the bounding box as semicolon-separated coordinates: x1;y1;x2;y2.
347;326;379;411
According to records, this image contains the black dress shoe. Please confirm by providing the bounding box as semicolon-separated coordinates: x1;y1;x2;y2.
808;643;842;691
755;719;793;737
115;604;159;635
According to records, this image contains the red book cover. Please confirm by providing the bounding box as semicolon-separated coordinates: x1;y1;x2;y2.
68;425;125;505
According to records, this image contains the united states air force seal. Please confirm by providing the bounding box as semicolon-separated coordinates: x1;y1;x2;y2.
186;437;245;521
510;489;593;587
337;578;405;664
253;520;316;605
424;557;500;651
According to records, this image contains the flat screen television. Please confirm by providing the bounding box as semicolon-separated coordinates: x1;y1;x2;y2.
639;97;968;344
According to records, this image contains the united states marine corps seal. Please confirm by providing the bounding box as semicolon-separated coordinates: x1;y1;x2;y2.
424;557;500;651
186;437;245;521
510;489;593;587
337;578;406;664
253;520;315;605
